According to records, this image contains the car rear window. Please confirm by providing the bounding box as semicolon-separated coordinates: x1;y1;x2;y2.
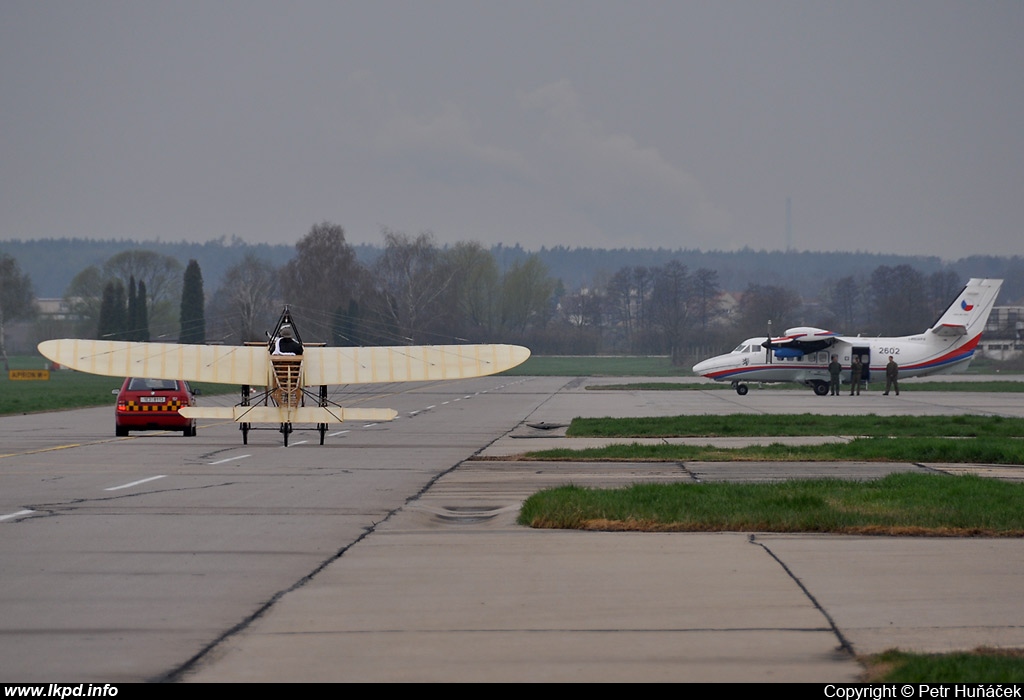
127;378;179;391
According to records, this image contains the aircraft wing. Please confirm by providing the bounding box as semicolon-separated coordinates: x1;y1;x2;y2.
769;327;839;345
37;339;270;385
303;343;531;385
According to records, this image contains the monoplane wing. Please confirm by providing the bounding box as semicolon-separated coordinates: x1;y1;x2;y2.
302;343;531;385
37;339;269;386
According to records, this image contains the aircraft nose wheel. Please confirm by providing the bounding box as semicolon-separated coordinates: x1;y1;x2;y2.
732;382;749;396
280;422;292;446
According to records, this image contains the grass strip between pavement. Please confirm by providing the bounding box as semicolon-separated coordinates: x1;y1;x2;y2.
517;473;1024;536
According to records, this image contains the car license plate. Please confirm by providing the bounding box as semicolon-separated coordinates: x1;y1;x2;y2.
140;397;166;403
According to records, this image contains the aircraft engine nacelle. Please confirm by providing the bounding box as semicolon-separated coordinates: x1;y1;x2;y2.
782;326;837;341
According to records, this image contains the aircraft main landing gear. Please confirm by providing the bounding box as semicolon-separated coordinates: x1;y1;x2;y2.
317;385;329;445
240;384;251;444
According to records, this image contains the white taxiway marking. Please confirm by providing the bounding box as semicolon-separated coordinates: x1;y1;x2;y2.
329;430;349;437
105;475;167;491
1;509;35;522
209;455;251;465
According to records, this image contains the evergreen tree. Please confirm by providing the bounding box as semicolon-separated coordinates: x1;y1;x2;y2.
127;275;138;340
0;252;35;371
113;282;127;338
179;259;206;344
137;280;150;341
97;280;128;340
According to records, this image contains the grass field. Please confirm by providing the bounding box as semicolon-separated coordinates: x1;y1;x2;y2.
861;648;1024;682
523;436;1024;464
519;413;1024;463
0;356;233;416
517;473;1024;535
506;354;1024;378
590;380;1024;392
504;355;690;376
5;353;1020;417
567;413;1024;437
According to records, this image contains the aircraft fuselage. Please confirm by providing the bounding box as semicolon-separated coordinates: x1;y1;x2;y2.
693;332;978;395
692;278;1002;396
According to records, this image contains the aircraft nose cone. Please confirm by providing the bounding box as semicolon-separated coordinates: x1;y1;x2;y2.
692;358;714;375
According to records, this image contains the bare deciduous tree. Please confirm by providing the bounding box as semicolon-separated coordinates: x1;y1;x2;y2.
371;230;455;344
279;222;364;342
209;254;279;343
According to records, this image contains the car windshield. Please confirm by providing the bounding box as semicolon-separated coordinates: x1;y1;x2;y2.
127;378;178;391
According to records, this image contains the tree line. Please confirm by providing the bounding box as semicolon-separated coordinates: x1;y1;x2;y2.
3;224;1021;365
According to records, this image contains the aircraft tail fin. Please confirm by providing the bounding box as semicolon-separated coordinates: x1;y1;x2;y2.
927;278;1002;338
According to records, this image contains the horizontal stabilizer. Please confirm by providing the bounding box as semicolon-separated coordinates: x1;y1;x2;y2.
929;323;968;338
179;406;398;423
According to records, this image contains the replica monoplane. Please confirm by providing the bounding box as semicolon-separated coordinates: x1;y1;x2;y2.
38;307;531;445
692;277;1002;395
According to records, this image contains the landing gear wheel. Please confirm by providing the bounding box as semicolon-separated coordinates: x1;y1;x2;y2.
734;383;749;396
318;386;328;446
280;422;292;447
812;381;829;396
241;422;250;445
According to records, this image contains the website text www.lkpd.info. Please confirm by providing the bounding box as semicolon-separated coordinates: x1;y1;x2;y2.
4;686;117;698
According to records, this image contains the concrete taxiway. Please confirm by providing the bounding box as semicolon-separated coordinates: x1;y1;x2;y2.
180;379;1024;682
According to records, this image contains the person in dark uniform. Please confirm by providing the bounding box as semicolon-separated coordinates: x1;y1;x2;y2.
272;325;303;356
828;354;842;396
849;356;862;395
884;356;899;395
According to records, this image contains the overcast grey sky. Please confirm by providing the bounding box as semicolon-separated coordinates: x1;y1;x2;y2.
2;1;1021;259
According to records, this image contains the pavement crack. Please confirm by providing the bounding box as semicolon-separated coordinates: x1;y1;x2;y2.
747;534;856;657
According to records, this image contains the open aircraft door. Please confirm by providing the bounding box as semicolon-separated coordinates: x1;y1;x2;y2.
852;346;871;383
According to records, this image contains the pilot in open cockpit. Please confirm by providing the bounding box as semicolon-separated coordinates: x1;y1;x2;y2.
272;325;303;356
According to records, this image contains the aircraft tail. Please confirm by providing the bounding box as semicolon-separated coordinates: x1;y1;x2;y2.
927;278;1002;338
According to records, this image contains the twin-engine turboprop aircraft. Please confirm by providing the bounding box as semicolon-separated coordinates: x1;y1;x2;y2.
692;278;1002;395
38;307;531;445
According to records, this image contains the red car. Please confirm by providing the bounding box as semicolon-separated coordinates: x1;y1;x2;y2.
114;378;199;437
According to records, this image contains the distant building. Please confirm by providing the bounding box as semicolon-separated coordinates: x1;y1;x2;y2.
980;305;1023;360
35;298;78;321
